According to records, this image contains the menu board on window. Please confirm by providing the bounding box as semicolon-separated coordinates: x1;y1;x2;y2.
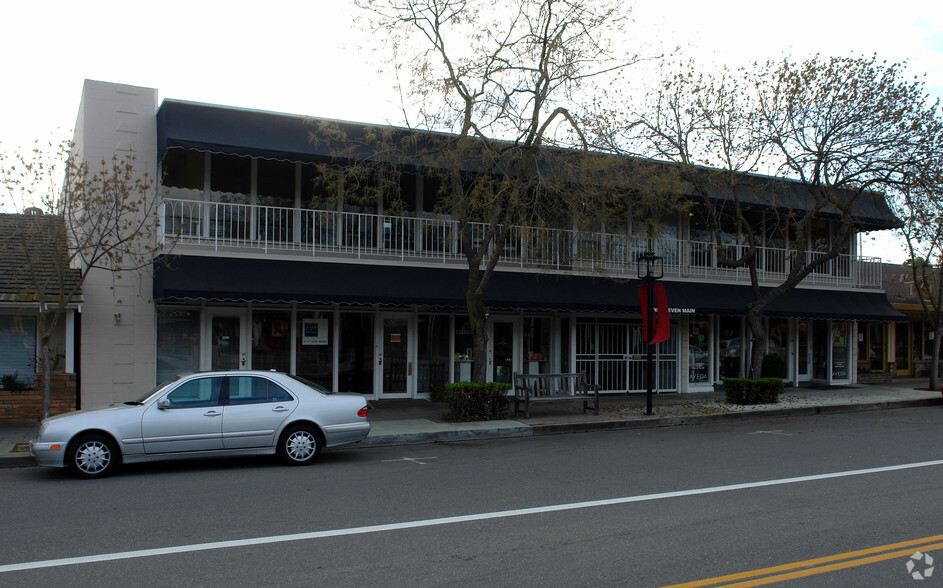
302;319;328;345
832;359;847;379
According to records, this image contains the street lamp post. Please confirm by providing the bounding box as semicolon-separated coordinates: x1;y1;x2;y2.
638;250;663;416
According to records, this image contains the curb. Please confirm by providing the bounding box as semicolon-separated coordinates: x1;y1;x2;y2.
361;426;533;447
0;454;34;469
358;397;943;447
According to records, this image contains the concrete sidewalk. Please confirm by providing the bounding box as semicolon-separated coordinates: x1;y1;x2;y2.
3;379;941;468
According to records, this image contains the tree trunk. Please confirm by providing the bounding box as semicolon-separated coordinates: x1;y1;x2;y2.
745;305;767;379
40;337;52;420
931;318;942;392
467;286;490;385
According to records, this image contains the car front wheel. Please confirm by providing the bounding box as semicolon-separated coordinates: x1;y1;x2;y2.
67;434;118;479
278;424;321;466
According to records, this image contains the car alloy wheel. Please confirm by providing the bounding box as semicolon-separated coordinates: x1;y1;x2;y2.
279;425;321;465
67;434;117;478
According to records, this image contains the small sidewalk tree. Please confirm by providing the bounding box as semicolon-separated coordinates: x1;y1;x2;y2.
897;153;943;391
1;139;164;419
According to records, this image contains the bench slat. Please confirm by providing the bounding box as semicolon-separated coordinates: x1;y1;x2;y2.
512;372;600;418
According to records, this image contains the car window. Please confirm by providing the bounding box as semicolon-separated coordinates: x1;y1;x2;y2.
286;374;333;394
130;375;182;405
165;377;222;408
227;376;293;405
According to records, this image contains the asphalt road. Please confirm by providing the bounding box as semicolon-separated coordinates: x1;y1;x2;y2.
3;407;943;587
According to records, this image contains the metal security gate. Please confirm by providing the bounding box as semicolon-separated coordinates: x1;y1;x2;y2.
576;319;678;393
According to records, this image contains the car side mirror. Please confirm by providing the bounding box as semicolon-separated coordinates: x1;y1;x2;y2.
157;398;171;410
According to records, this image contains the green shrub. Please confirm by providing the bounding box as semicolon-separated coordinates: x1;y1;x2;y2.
443;381;511;422
430;382;447;403
724;377;783;404
761;353;787;379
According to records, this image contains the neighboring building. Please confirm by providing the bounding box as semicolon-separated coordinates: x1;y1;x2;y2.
70;80;905;406
873;263;941;379
0;212;80;420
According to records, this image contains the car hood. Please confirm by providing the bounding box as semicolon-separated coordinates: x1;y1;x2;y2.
42;402;143;424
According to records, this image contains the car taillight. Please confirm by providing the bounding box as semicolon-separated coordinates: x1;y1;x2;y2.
358;406;368;418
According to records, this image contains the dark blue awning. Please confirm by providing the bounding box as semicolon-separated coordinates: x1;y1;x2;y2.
153;255;905;322
156;99;901;230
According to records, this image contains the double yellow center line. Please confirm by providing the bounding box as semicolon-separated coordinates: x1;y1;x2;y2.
665;534;943;587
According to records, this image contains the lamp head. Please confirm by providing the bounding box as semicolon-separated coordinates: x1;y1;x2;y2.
637;250;664;280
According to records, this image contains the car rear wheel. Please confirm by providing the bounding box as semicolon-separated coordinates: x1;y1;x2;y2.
67;434;118;479
278;424;321;466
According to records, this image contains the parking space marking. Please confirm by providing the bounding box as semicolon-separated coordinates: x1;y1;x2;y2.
382;456;439;465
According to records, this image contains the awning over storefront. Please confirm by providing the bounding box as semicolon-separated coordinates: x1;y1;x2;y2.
153;255;906;322
156;100;901;230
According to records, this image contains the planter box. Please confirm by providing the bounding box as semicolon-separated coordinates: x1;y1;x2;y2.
0;374;77;422
857;372;892;384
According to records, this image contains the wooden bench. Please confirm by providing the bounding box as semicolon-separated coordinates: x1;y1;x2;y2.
512;372;600;419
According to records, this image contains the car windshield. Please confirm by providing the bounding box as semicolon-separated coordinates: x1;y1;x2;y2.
286;374;334;395
126;375;183;405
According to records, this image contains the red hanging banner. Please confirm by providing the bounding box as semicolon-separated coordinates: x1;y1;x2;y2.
638;283;671;344
652;282;670;343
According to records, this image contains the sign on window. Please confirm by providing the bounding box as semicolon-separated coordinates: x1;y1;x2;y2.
301;319;329;345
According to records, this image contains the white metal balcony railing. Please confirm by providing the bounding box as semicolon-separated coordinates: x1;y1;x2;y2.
159;197;884;289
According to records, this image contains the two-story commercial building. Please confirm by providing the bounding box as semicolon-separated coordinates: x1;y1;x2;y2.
69;80;905;408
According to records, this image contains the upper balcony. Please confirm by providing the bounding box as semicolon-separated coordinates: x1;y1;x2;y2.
158;196;884;290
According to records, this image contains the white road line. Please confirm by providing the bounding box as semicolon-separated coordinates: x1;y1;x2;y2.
4;458;943;574
381;456;439;465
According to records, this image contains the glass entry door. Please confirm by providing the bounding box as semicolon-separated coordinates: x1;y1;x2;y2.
378;314;412;397
796;320;812;382
206;310;248;371
490;319;518;384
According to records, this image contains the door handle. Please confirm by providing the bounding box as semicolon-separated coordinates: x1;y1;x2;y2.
204;410;221;417
272;406;290;413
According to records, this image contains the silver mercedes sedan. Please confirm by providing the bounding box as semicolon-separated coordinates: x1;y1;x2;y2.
30;371;370;478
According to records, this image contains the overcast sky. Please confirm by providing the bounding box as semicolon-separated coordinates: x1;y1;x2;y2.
2;0;940;262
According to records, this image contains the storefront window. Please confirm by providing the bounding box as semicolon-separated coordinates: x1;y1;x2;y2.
0;314;36;387
560;318;570;373
251;310;291;373
418;314;450;395
797;320;810;377
895;322;911;374
913;321;932;361
767;318;788;366
523;316;551;374
832;322;850;380
339;312;374;394
296;310;334;390
155;307;199;384
718;316;741;379
813;321;828;380
688;317;710;384
868;323;886;371
454;316;474;382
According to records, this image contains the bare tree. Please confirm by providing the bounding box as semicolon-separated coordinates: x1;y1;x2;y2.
606;54;936;379
352;0;657;383
897;132;943;391
0;139;163;419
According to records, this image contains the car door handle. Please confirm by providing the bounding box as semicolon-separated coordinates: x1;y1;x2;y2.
272;406;290;413
204;410;222;417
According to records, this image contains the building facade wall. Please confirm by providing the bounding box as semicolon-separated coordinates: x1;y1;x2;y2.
68;80;895;405
73;80;160;407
